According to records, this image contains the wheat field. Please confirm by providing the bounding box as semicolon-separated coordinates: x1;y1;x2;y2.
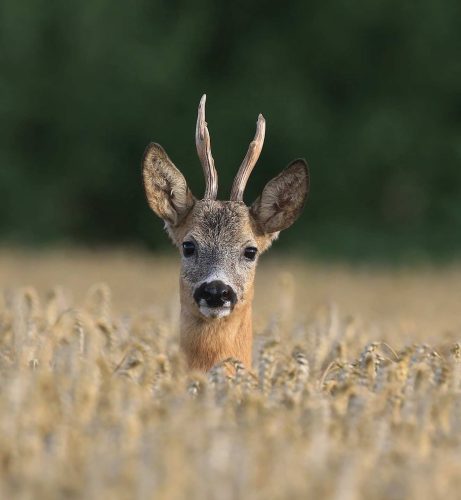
1;249;461;499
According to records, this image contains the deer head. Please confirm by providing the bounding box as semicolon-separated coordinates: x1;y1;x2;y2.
142;95;309;370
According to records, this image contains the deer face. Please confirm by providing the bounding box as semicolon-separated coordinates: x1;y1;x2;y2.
142;96;309;320
175;200;268;319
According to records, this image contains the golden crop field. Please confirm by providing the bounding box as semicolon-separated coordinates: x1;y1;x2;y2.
1;249;461;499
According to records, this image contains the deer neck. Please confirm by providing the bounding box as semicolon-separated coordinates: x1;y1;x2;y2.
179;286;254;372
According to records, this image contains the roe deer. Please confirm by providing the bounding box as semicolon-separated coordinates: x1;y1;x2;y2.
142;95;309;371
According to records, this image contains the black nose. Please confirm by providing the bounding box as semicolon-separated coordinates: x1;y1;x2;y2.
194;280;237;308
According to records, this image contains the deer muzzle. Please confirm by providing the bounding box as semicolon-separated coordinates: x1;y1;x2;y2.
193;280;237;319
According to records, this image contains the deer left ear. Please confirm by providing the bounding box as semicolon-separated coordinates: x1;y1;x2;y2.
142;143;195;227
250;159;309;234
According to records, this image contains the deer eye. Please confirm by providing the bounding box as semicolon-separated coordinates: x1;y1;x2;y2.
243;247;257;261
182;241;196;257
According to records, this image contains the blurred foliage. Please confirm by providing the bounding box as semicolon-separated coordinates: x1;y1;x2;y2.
1;0;461;260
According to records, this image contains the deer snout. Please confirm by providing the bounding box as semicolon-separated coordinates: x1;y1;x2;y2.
194;280;237;309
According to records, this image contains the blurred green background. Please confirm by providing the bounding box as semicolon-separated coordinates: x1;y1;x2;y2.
1;0;461;261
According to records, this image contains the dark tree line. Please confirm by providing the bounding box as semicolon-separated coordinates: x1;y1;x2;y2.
1;0;461;260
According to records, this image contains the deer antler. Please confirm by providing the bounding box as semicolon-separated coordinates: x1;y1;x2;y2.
230;114;266;202
196;94;218;200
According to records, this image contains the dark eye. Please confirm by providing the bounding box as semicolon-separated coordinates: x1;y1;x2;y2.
244;246;258;261
182;241;196;257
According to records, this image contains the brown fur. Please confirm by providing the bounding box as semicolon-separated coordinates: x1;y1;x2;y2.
180;281;254;371
142;106;309;372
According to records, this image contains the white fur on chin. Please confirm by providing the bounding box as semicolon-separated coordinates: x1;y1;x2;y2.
199;305;232;319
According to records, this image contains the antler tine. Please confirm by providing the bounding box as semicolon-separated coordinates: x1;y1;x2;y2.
230;114;266;202
196;94;218;200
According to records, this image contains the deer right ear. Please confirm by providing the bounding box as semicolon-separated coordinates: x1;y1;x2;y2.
142;143;195;226
250;159;309;234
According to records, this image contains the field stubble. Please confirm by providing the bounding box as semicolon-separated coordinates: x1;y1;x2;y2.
1;249;461;499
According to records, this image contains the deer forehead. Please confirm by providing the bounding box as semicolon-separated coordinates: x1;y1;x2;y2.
173;200;272;251
186;201;255;244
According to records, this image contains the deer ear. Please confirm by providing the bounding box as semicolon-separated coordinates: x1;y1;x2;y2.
251;159;309;234
142;143;195;226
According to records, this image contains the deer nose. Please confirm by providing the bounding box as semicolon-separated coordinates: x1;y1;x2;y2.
194;280;237;308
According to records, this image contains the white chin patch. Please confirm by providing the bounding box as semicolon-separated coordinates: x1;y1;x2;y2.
199;305;232;319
